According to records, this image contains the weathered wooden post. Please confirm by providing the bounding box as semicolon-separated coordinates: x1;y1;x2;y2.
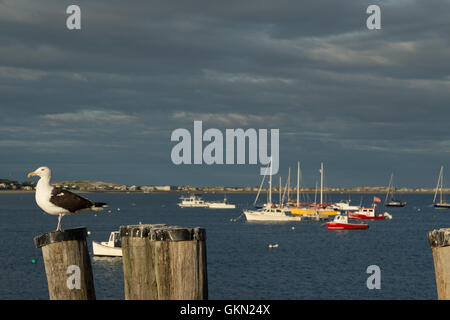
120;224;208;300
427;228;450;300
34;227;96;300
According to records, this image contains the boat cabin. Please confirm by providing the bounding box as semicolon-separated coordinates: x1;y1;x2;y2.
358;207;375;217
103;231;121;248
333;215;348;224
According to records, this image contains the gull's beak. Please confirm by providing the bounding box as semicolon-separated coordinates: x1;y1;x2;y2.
28;171;36;178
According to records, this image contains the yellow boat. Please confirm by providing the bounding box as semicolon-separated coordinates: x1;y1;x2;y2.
318;208;339;216
290;206;338;216
289;161;339;217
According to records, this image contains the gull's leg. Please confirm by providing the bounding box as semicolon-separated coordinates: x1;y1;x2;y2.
56;214;62;231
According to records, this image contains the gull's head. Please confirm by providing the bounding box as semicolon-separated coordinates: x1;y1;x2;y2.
28;166;51;178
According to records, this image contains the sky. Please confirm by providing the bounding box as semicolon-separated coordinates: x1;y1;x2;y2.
0;0;450;188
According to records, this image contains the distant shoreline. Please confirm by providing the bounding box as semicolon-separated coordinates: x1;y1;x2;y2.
0;190;442;194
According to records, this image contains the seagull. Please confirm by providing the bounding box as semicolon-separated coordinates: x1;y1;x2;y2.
28;166;108;231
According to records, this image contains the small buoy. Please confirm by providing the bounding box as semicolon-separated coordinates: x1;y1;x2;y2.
117;208;121;211
87;231;91;236
31;259;37;264
291;226;295;230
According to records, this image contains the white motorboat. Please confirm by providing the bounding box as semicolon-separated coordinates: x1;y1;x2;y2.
92;231;122;257
178;194;209;208
207;197;236;209
244;203;301;222
331;200;361;211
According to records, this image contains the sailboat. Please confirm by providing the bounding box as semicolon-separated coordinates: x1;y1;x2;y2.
243;158;301;222
433;166;450;209
290;162;338;216
384;173;407;207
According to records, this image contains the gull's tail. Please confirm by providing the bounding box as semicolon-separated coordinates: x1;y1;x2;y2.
92;202;108;211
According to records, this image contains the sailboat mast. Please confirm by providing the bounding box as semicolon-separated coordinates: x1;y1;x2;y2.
320;162;324;205
279;177;282;204
384;173;393;204
297;161;300;207
269;157;272;204
314;181;318;204
287;167;291;202
434;166;443;204
254;164;269;206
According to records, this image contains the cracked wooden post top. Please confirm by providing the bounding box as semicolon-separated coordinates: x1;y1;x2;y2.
120;224;206;241
34;227;87;248
428;228;450;248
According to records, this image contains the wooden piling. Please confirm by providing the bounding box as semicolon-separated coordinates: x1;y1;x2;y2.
120;224;208;300
34;227;96;300
427;228;450;300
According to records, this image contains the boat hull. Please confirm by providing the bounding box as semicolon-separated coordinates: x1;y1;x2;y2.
348;213;386;220
244;211;301;222
178;204;209;208
92;241;123;257
326;222;368;230
208;203;236;209
433;203;450;209
385;201;406;207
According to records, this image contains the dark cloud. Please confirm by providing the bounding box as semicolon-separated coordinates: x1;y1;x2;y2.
0;0;449;187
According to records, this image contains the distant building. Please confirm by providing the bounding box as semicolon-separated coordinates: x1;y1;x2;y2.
154;186;175;191
114;185;127;191
141;186;154;193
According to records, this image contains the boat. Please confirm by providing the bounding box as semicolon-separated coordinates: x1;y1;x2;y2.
244;203;301;222
290;162;338;216
384;173;407;207
207;197;236;209
433;166;450;209
92;231;122;257
243;157;301;222
178;194;209;208
331;199;361;211
348;204;391;220
326;214;369;230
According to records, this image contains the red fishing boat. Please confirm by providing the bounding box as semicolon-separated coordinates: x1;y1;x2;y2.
326;214;368;230
348;204;391;220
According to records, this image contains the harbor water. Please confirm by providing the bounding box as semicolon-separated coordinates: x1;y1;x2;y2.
0;192;448;300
